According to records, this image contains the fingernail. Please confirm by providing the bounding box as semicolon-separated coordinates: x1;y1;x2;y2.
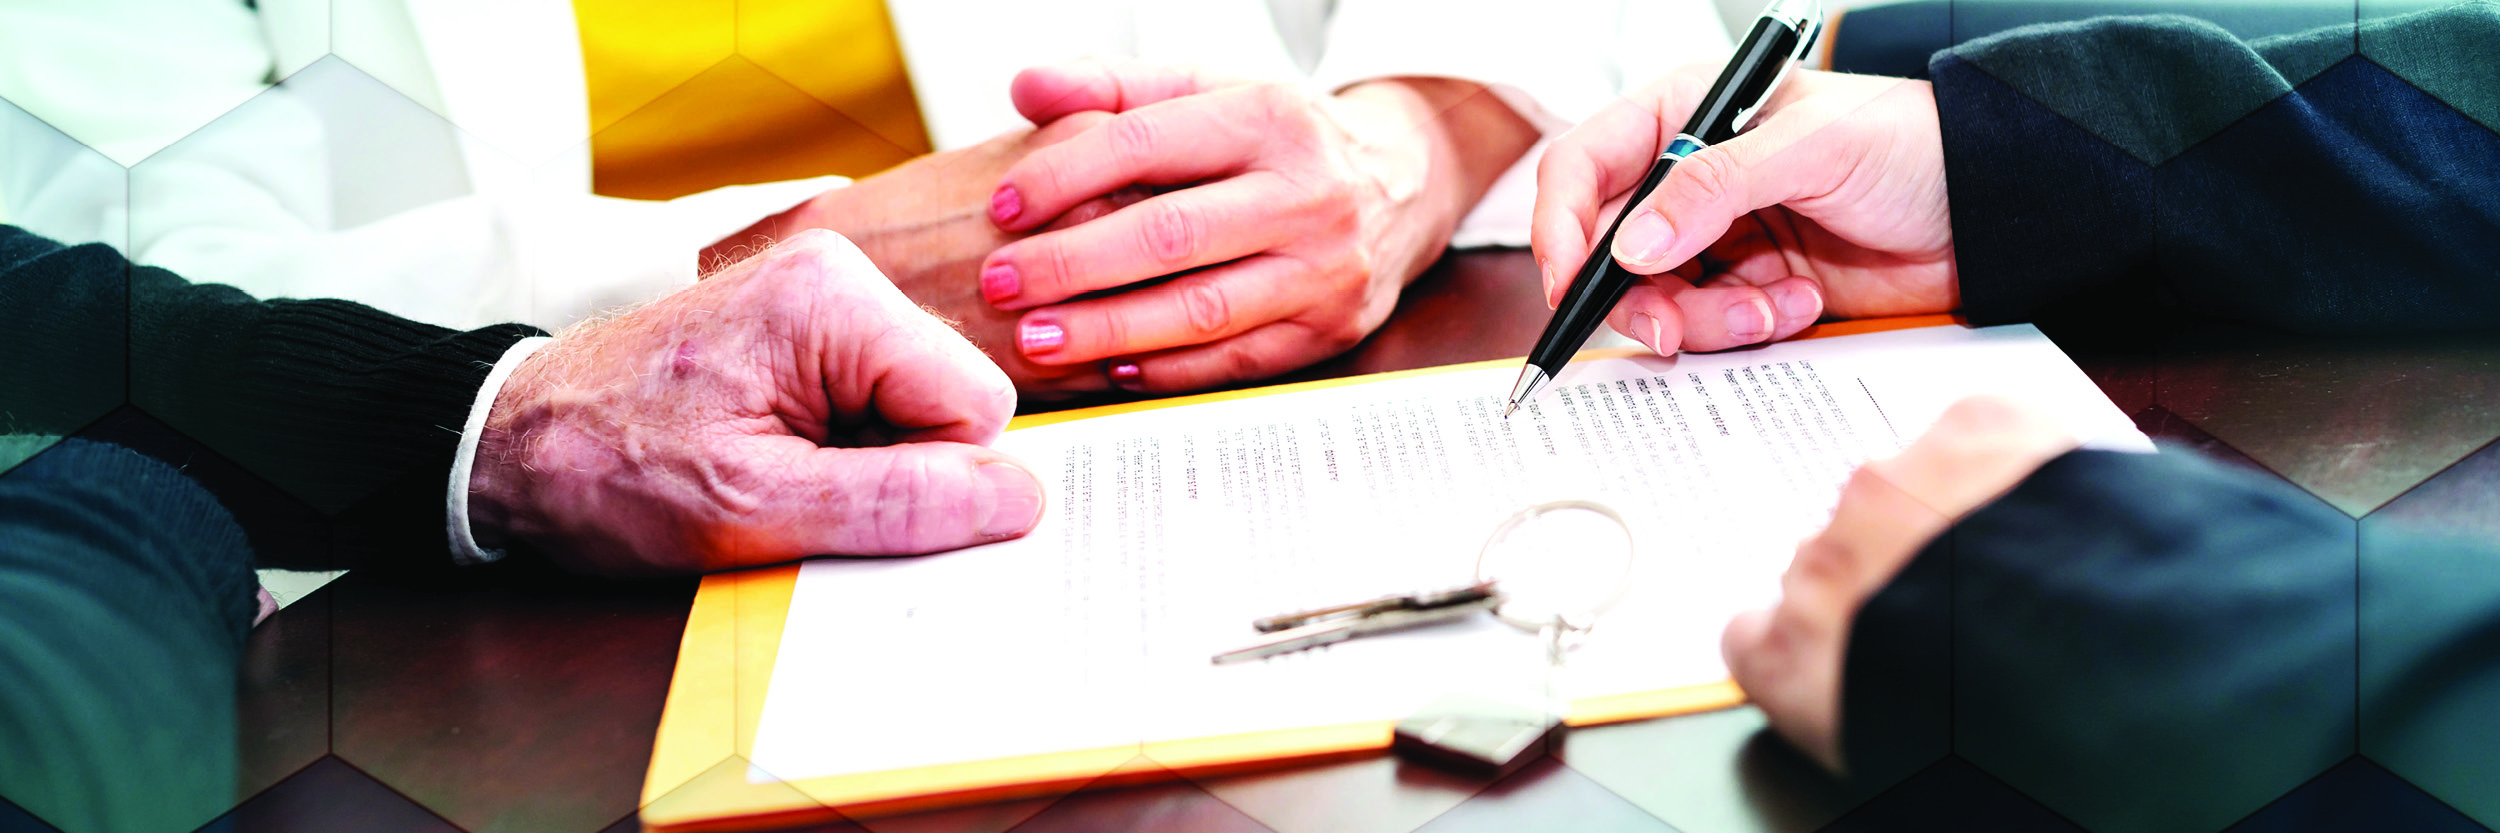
989;185;1022;225
980;263;1020;305
1019;320;1065;355
1615;210;1675;267
977;461;1044;537
1726;299;1772;341
1630;312;1662;353
1539;258;1558;310
1109;362;1144;391
1771;281;1818;322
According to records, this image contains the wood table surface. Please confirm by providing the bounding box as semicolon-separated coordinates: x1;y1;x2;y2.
210;249;2500;833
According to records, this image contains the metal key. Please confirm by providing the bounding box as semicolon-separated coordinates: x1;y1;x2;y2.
1213;582;1504;665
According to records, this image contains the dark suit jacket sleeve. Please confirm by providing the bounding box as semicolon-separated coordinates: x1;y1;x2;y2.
0;224;547;563
1930;2;2500;334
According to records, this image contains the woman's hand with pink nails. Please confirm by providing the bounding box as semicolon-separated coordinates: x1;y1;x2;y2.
703;115;1145;401
1530;66;1962;357
981;59;1540;393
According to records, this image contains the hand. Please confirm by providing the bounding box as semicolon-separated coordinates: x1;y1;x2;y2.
1531;66;1959;356
470;230;1045;577
703;118;1146;399
1720;396;2076;771
980;59;1538;393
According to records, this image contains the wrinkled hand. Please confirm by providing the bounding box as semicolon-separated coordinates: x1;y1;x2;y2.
471;230;1045;576
981;59;1536;393
1532;66;1959;355
703;117;1145;399
1720;396;2076;770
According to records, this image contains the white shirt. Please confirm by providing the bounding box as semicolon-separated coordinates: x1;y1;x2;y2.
0;0;1733;561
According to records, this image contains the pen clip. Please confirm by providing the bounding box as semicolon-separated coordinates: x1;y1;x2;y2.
1728;0;1825;135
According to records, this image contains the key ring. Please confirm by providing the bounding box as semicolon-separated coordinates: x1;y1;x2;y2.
1472;499;1636;642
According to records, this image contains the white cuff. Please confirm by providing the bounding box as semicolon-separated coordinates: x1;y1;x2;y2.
447;336;555;565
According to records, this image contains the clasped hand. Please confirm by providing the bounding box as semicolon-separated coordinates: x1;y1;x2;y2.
981;60;1532;393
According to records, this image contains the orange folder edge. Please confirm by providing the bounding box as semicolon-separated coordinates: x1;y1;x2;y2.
640;314;1964;830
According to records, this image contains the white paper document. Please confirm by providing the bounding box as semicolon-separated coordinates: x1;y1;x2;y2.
748;324;2147;784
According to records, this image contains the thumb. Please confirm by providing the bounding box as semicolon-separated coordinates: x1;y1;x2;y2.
1606;126;1835;276
1010;58;1234;124
728;438;1047;562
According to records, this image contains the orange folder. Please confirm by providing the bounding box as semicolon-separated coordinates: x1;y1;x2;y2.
639;315;1960;831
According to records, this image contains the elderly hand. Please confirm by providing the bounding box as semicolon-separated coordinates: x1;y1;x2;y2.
469;230;1043;576
980;59;1539;393
1531;67;1959;356
1720;396;2077;770
703;117;1145;399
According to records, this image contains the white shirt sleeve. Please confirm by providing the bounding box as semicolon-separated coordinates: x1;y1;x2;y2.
447;335;554;565
1308;0;1736;249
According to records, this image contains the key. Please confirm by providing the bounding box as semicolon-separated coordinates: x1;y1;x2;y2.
1251;581;1499;633
1213;583;1504;664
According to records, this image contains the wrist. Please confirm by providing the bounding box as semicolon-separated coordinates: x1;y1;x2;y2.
466;349;557;552
701;190;838;276
1333;78;1540;267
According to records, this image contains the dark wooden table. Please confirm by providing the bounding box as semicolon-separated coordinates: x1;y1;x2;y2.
216;250;2500;833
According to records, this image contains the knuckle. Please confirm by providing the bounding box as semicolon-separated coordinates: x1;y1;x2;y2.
1839;464;1893;507
1038;240;1075;296
1321;319;1367;352
1790;535;1852;583
1140;201;1201;265
1028;154;1068;201
1081;306;1131;354
1107;113;1161;166
871;453;939;550
1677;148;1743;208
1339;247;1376;287
1253;83;1301;120
1218;342;1267;381
1179;281;1233;337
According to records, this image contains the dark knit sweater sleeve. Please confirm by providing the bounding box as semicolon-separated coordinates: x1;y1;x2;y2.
1;224;547;561
1930;2;2500;334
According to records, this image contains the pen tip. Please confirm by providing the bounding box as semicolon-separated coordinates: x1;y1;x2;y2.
1503;401;1518;420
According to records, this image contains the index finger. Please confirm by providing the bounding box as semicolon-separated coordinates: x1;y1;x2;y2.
992;86;1270;232
773;231;1018;447
1532;62;1725;304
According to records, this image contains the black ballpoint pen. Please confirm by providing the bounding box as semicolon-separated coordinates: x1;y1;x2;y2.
1505;0;1824;418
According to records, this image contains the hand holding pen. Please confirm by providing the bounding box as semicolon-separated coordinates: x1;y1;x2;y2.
1515;0;1963;409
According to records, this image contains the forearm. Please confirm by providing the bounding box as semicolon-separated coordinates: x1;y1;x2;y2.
1;225;545;563
129;270;544;561
1933;3;2500;333
0;441;260;833
1841;450;2373;830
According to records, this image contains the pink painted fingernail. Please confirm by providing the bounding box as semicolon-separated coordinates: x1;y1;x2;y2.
990;185;1023;225
1019;320;1066;355
1109;362;1144;391
977;461;1044;537
980;263;1020;305
1726;299;1772;341
1615;211;1675;267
